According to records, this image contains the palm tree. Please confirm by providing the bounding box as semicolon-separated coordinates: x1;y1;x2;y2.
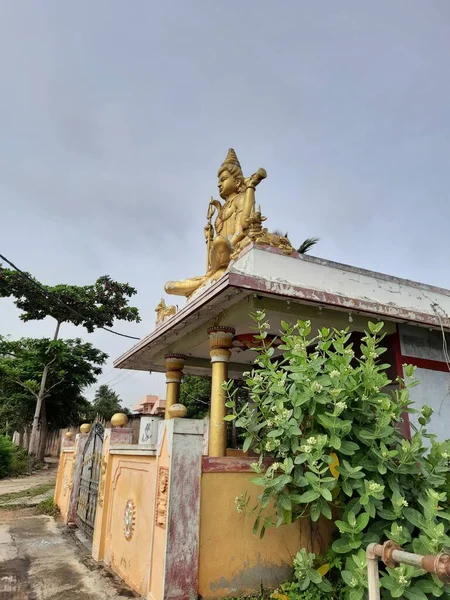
297;237;319;254
91;384;128;421
271;230;319;255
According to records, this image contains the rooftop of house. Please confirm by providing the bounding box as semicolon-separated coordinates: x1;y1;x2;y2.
132;395;166;415
115;243;450;376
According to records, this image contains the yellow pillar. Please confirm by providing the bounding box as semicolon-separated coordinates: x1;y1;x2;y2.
208;326;235;457
165;354;186;419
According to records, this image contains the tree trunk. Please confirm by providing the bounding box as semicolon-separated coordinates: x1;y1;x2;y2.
38;400;48;462
29;321;61;456
25;425;31;451
18;429;24;448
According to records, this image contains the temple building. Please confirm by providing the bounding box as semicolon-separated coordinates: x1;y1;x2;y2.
116;148;450;451
56;148;450;600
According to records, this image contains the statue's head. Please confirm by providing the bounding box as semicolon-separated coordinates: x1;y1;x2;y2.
218;148;245;199
156;298;166;312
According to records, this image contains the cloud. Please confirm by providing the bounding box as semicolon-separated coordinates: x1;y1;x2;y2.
1;0;450;406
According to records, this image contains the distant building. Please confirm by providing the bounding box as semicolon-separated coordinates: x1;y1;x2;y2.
131;394;166;416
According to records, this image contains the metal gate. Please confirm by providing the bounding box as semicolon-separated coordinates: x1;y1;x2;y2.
76;421;104;537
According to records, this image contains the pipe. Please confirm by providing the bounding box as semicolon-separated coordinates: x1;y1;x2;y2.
366;544;381;600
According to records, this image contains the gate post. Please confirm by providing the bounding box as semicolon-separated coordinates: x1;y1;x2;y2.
91;420;133;562
67;430;90;526
150;419;203;600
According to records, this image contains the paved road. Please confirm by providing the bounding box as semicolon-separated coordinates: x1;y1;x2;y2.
0;515;138;599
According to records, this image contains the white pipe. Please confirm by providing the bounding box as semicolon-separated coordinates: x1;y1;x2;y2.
366;543;381;600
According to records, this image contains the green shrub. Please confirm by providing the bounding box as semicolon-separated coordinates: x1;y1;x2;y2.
274;581;333;599
11;446;29;476
227;315;450;599
37;498;59;517
0;435;14;478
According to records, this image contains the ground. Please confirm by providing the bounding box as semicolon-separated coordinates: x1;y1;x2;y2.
0;463;138;599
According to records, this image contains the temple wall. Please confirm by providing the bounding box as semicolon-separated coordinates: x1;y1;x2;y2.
398;324;450;440
199;461;314;599
54;419;334;600
104;452;157;597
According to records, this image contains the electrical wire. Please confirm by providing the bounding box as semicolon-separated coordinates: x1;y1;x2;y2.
102;369;137;387
0;252;140;340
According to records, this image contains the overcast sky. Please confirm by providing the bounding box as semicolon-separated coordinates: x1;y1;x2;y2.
1;1;450;408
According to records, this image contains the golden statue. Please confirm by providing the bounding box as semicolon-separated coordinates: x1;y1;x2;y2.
164;149;294;298
155;298;177;325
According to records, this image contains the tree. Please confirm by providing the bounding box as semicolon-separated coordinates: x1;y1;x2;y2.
90;384;128;421
179;375;211;419
179;375;248;448
0;336;107;459
0;268;140;455
297;237;319;254
271;231;319;255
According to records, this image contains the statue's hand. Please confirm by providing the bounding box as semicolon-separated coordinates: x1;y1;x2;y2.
204;224;214;240
244;168;267;189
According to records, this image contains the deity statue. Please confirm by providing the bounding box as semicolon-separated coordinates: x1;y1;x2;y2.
164;148;294;299
155;298;177;325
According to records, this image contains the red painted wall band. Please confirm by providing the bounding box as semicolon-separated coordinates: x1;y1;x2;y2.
401;355;450;374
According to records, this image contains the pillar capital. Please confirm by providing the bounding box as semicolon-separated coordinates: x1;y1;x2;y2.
165;353;187;370
207;326;235;351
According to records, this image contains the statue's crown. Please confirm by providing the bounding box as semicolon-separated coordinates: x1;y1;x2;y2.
221;148;241;170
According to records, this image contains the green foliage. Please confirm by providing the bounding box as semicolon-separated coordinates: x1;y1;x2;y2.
228;312;450;599
0;269;140;331
276;580;333;599
179;375;211;419
36;498;59;517
0;336;107;431
90;384;127;421
297;238;319;255
10;446;29;476
0;436;14;478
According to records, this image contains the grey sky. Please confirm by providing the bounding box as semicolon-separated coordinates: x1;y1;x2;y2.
1;1;450;408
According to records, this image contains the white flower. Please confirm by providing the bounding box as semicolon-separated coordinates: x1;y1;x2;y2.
300;445;312;454
399;576;408;586
311;381;323;393
330;370;340;378
442;452;450;459
368;481;384;494
308;437;317;445
336;401;347;411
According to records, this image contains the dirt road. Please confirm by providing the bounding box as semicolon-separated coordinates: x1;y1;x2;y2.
0;465;56;497
0;515;138;599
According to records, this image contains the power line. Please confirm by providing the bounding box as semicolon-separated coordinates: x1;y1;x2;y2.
0;252;140;340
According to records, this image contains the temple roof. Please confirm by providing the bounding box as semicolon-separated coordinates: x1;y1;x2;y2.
115;244;450;376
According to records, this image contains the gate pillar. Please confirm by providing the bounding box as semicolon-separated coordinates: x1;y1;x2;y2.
91;422;133;562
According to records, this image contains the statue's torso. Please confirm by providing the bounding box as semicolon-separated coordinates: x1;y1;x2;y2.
215;193;245;238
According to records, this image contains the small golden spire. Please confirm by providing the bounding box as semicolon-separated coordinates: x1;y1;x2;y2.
221;148;241;170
